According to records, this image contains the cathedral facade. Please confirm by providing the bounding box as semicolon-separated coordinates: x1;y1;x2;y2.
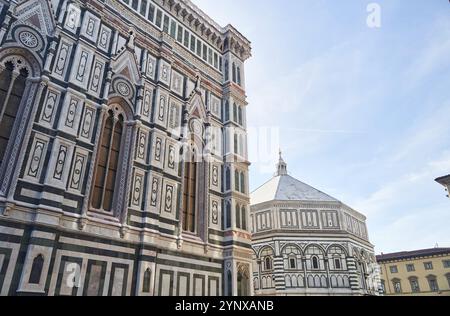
0;0;252;296
250;155;381;296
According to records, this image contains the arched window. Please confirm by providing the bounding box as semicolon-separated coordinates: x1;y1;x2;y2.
91;107;125;212
234;133;238;154
239;135;244;157
312;256;319;270
226;201;231;229
238;106;242;125
237;66;241;86
240;172;245;194
241;206;247;230
143;268;151;293
183;146;197;233
232;62;236;83
328;246;346;270
283;245;301;270
235;203;241;229
260;248;274;271
225;101;230;121
233;103;237;122
0;60;29;167
224;60;229;81
235;170;240;192
225;167;231;191
237;269;249;296
29;254;44;284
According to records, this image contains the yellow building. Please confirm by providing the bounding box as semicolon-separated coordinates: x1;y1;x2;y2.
377;248;450;296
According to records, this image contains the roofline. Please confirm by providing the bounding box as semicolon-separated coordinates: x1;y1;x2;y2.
376;248;450;262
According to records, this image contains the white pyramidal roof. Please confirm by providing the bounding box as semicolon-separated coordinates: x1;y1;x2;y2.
251;153;339;206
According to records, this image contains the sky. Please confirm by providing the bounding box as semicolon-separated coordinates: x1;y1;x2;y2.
194;0;450;254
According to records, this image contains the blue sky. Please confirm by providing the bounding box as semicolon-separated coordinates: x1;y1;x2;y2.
195;0;450;254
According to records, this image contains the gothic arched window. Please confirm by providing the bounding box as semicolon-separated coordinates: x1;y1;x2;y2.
226;201;231;229
91;107;125;212
234;170;240;192
237;269;249;296
225;101;230;121
237;66;241;86
225;167;231;191
29;254;44;284
241;207;247;230
224;60;229;81
0;60;29;167
240;172;245;194
238;106;242;125
232;62;236;83
235;203;241;229
143;268;151;293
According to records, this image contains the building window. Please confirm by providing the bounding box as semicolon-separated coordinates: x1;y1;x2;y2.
237;66;241;86
380;280;386;294
0;60;29;168
427;276;439;292
240;172;245;194
390;266;398;274
131;0;138;10
406;264;415;272
182;149;197;233
334;258;342;270
163;15;170;33
443;260;450;268
312;256;319;270
232;62;236;83
155;9;162;28
91;108;125;213
409;277;420;293
392;279;402;294
446;273;450;288
264;257;272;271
424;262;433;270
177;25;183;43
139;0;148;16
289;257;296;270
143;268;151;293
183;30;189;48
241;206;247;231
29;254;44;285
225;201;231;229
235;204;241;229
170;20;177;38
237;268;250;296
261;248;274;271
147;4;155;22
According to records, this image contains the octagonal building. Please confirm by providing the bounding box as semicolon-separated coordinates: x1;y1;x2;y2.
250;153;381;296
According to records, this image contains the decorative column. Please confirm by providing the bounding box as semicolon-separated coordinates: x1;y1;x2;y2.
346;256;360;293
324;256;331;289
4;77;46;201
79;70;112;229
273;241;285;292
119;119;140;237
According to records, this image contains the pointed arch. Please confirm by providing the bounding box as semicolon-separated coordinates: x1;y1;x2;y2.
90;100;131;216
29;254;44;284
12;0;56;37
